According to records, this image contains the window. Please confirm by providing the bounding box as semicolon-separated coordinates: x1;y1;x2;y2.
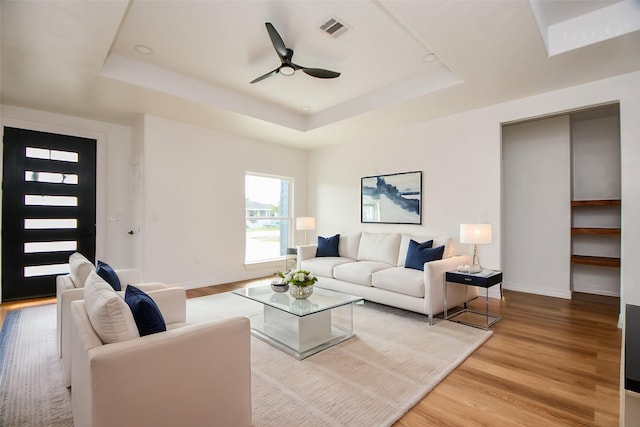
245;173;292;263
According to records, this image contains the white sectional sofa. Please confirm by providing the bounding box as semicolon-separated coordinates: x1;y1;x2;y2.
298;232;474;324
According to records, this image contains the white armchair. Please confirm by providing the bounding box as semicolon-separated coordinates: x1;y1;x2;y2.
56;253;168;387
70;298;252;427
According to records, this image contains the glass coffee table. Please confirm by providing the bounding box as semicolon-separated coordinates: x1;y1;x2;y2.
232;286;363;360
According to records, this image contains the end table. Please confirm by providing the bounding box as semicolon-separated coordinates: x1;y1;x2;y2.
444;270;503;330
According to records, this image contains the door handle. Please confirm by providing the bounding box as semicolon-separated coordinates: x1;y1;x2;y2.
128;230;134;235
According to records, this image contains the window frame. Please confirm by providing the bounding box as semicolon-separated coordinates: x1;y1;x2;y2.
244;172;293;263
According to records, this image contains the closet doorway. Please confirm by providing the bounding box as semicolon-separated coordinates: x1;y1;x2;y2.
501;104;621;299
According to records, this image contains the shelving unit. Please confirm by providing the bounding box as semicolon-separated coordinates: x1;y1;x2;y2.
571;255;620;268
569;106;621;297
570;199;621;269
571;199;621;207
571;228;620;235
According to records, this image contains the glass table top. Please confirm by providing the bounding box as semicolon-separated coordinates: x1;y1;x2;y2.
232;285;363;317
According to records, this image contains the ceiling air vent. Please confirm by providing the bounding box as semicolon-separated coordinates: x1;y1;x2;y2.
319;16;350;38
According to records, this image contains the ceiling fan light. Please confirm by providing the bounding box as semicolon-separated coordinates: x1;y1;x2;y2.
280;66;295;76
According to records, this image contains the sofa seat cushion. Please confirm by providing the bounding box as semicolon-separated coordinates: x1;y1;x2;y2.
301;257;353;278
333;261;393;286
372;267;425;298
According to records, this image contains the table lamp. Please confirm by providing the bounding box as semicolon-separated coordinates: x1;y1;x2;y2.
296;217;315;245
460;223;492;273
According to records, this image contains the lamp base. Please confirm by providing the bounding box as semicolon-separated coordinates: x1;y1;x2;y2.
469;244;483;273
468;265;482;273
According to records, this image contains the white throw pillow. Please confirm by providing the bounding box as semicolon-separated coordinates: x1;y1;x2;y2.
69;252;95;288
84;271;139;344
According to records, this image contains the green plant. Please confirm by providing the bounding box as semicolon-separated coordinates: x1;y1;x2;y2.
276;269;318;287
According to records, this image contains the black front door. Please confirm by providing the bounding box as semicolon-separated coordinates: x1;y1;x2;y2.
2;127;96;301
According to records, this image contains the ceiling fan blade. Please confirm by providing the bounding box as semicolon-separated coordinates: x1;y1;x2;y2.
301;68;341;79
250;68;279;84
265;23;288;59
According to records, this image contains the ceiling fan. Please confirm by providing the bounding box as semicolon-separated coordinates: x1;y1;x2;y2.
250;22;341;84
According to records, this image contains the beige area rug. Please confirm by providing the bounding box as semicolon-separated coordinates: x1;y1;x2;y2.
188;293;493;426
0;293;491;427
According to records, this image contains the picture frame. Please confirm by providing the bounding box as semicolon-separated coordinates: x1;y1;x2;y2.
361;171;422;224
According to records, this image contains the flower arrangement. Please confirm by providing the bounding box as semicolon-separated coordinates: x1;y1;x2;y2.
276;269;318;288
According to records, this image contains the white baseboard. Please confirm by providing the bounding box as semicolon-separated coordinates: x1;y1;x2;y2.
503;281;572;299
173;271;274;290
572;288;621;298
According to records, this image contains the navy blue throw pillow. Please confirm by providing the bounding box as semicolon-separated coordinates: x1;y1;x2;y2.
316;234;340;257
124;285;166;336
96;260;121;291
405;240;444;271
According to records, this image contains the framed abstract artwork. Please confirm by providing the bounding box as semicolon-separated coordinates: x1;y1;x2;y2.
361;171;422;224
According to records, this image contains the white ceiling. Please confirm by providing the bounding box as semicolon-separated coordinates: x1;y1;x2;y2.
2;0;639;149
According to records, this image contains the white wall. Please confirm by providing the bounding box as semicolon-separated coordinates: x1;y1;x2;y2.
309;108;503;268
572;114;621;200
502;116;572;298
309;71;639;301
137;115;309;288
0;105;133;278
619;80;640;426
308;70;640;424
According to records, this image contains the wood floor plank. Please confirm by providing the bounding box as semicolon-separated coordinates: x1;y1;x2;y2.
0;278;621;425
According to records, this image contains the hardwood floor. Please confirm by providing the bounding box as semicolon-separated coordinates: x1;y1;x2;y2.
1;279;621;426
0;295;56;325
192;280;622;426
396;291;621;427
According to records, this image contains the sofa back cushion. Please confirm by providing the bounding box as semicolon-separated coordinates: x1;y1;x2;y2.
357;232;401;265
84;271;139;344
69;252;95;288
397;234;455;266
338;233;361;260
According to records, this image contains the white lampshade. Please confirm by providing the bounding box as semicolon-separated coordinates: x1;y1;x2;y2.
460;224;492;245
296;217;316;231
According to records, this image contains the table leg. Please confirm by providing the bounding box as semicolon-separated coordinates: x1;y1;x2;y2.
485;287;490;329
444;280;448;320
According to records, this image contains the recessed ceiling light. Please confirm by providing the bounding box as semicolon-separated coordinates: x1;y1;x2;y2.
134;44;153;55
301;106;311;112
423;53;437;63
